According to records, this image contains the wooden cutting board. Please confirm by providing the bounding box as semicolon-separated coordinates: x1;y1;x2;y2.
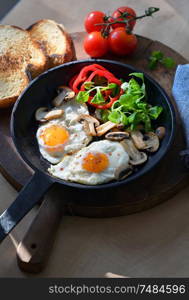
0;32;188;273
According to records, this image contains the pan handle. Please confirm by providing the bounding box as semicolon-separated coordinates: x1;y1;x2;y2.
0;171;53;242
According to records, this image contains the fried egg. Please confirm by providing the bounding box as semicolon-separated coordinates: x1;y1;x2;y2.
49;140;130;185
36;99;92;164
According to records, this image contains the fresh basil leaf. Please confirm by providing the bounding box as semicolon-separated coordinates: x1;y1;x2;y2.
84;81;94;90
76;91;89;103
91;89;105;104
148;106;163;119
161;57;176;69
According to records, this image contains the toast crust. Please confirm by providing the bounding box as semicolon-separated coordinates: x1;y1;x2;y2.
28;19;76;68
0;20;75;108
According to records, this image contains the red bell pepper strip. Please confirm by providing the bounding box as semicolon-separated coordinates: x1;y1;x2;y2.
69;74;78;89
72;64;107;93
80;69;121;91
88;95;119;109
71;64;121;93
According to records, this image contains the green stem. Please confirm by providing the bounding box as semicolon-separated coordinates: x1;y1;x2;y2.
95;7;159;28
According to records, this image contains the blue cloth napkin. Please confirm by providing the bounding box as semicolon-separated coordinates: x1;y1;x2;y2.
172;64;189;147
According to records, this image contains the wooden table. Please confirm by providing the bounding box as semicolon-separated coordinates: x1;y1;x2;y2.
0;0;189;278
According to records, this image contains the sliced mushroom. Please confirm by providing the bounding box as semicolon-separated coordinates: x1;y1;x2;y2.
121;139;147;165
58;86;75;100
76;114;100;136
35;107;48;122
43;109;64;121
83;120;90;135
96;121;118;136
130;130;160;152
116;123;125;130
52;86;75;107
114;165;133;181
35;107;64;122
130;131;146;150
105;131;129;141
110;127;120;133
155;126;166;140
143;132;159;152
52;90;67;107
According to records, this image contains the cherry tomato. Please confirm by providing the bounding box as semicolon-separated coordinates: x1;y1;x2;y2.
108;27;137;56
84;11;106;33
83;32;108;58
110;6;136;30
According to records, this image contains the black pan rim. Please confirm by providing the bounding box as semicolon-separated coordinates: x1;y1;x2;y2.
10;58;176;190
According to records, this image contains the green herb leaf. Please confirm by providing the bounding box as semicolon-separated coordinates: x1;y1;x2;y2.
128;112;139;124
101;83;117;91
108;110;122;124
120;112;128;125
129;72;144;82
151;50;164;60
148;57;158;70
111;100;121;110
83;81;94;90
148;106;163;119
142;115;152;132
129;78;141;93
108;83;117;90
137;102;148;110
119;93;138;109
161;57;176;69
91;89;105;104
100;109;110;122
76;91;89;103
148;50;176;70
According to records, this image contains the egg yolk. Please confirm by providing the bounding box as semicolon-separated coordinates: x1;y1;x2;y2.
41;125;69;146
82;152;109;173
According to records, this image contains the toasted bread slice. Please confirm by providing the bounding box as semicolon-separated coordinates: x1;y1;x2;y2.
0;25;46;108
28;19;76;68
0;67;29;108
0;21;75;108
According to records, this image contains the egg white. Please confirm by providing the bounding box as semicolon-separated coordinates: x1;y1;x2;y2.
36;99;92;164
49;140;130;185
